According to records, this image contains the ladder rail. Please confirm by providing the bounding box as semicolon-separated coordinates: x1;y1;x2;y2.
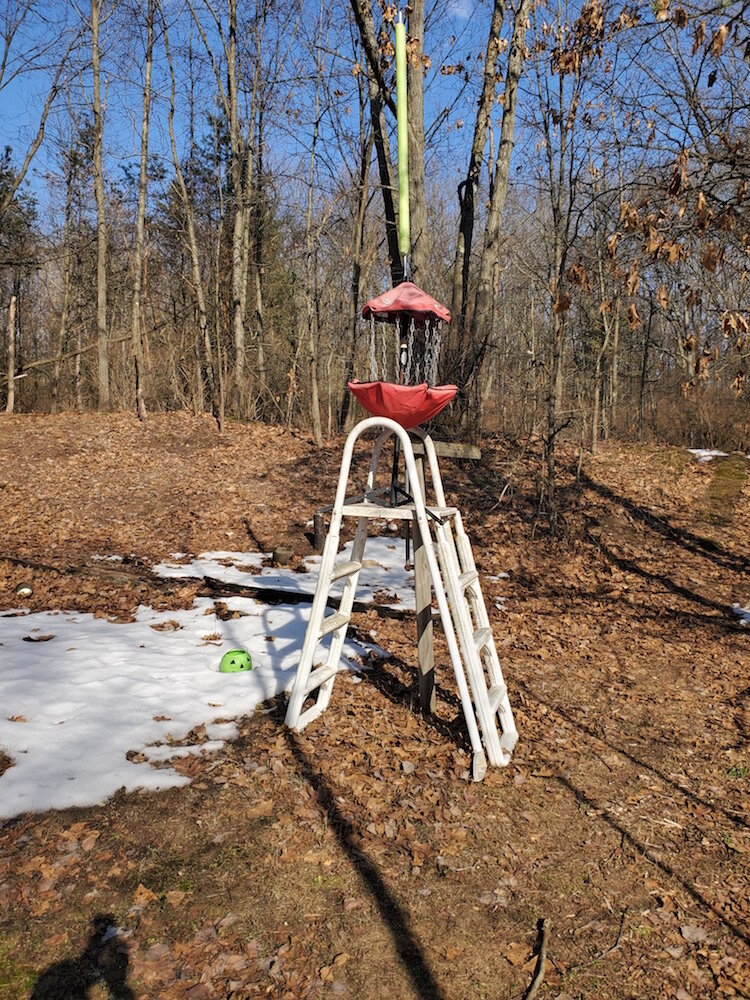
286;422;398;729
414;428;517;761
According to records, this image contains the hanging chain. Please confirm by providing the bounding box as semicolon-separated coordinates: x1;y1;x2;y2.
368;315;378;381
381;322;387;381
426;319;441;386
405;318;415;383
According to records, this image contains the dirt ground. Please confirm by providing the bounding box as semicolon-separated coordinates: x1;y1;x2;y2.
0;412;748;1000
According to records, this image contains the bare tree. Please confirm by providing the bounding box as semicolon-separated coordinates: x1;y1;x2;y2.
162;4;222;427
0;3;76;224
91;0;109;410
4;294;16;413
130;0;155;421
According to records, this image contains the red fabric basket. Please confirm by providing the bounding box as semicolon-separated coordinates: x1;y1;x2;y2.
348;380;457;429
362;281;451;326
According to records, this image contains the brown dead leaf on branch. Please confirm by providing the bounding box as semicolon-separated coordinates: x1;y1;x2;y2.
692;20;706;56
627;303;642;328
700;242;723;272
626;260;640;296
709;24;728;57
668;150;689;197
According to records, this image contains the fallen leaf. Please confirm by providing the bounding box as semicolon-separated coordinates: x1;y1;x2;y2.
134;883;160;907
81;832;100;852
501;941;530;966
247;799;275;820
681;924;709;944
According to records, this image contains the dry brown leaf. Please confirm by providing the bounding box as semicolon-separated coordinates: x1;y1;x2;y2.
246;799;275;820
133;883;160;907
500;941;530;966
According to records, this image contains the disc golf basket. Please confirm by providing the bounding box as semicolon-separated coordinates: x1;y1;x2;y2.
284;10;517;780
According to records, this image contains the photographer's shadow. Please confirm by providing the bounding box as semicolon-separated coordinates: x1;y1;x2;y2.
31;913;134;1000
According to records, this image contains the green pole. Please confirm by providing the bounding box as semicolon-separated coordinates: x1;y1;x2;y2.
395;13;409;265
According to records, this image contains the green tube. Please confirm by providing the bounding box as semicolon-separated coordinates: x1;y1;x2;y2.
395;16;409;262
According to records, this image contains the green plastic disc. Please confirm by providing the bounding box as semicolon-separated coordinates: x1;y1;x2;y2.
220;649;253;673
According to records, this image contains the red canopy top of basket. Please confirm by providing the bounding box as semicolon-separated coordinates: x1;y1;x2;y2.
349;281;456;428
361;281;451;326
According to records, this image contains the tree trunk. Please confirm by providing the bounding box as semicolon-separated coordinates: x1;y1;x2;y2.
254;105;266;401
639;295;653;441
226;0;253;389
91;0;109;410
451;0;505;331
164;11;220;426
469;0;532;370
306;54;323;448
340;86;373;430
131;0;154;422
5;294;16;414
351;0;402;285
406;0;429;284
52;152;74;414
610;311;619;436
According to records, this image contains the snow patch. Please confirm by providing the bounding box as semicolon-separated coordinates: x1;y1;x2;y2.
687;449;728;462
733;604;750;627
0;596;371;820
153;536;416;609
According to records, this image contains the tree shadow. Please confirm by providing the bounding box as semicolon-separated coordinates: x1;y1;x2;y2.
356;651;468;750
282;722;447;1000
515;677;750;834
592;531;740;622
31;913;134;999
552;769;750;948
579;471;750;574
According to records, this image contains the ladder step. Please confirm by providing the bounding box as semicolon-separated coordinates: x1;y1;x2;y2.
473;626;492;652
488;683;508;715
459;570;478;592
305;662;341;694
319;611;350;637
340;502;458;521
331;560;362;582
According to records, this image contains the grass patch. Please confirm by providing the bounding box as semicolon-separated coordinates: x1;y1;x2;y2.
0;940;37;994
703;454;746;525
653;448;688;475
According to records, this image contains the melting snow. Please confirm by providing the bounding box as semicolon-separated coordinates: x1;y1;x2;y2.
0;596;372;820
733;604;750;627
687;449;728;462
153;536;416;609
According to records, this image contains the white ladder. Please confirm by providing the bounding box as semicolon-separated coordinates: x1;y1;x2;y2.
284;417;518;781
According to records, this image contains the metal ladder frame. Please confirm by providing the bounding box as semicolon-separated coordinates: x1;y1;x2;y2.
284;416;517;780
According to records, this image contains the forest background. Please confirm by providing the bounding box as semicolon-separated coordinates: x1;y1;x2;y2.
1;0;748;527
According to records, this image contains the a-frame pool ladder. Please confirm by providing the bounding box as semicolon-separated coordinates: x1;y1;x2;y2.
284;416;518;781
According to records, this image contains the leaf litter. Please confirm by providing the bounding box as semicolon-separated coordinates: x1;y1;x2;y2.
0;413;748;998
